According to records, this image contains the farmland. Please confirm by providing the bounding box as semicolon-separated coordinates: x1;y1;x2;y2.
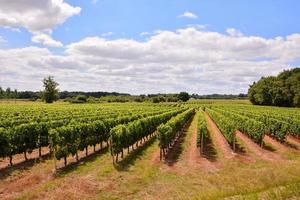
1;101;300;200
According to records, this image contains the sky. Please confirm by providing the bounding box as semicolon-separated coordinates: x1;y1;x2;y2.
0;0;300;95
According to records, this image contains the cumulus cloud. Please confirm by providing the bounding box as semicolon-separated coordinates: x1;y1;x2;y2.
178;12;198;19
1;27;300;94
32;33;63;48
0;0;81;32
0;0;80;47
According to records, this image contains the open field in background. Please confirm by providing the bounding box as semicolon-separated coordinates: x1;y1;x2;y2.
0;100;300;200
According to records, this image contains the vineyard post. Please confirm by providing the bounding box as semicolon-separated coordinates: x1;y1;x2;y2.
160;148;162;161
201;130;204;154
9;154;13;166
75;152;79;161
260;133;265;148
233;132;236;152
110;139;115;164
64;156;67;167
52;147;57;172
39;146;42;158
24;151;28;161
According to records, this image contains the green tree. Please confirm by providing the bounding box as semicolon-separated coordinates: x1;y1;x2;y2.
248;68;300;107
178;92;190;102
0;87;4;99
42;76;59;103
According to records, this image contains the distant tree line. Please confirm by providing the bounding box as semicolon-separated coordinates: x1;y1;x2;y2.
1;75;250;104
0;86;248;103
0;87;192;103
0;89;132;100
248;68;300;107
190;93;247;99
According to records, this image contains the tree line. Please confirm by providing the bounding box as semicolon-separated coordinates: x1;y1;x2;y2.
248;68;300;107
0;76;191;103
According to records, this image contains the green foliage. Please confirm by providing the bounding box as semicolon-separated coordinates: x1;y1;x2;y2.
72;95;88;103
42;76;59;103
197;111;207;147
248;68;300;107
158;108;194;149
110;109;185;155
209;104;299;142
207;107;266;144
0;128;10;158
178;92;190;102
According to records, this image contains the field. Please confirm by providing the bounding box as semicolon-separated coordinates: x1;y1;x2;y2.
1;101;300;200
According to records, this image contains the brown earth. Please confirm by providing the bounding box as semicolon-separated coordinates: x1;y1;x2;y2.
204;113;235;159
263;135;297;154
179;113;219;172
151;114;219;173
0;147;50;170
286;135;300;150
0;144;106;200
235;131;285;161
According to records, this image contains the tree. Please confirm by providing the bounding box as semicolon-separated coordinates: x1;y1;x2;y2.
0;87;4;99
178;92;190;102
71;95;87;103
42;76;59;103
248;68;300;107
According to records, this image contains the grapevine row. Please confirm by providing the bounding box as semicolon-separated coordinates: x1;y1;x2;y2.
109;109;186;162
158;108;195;159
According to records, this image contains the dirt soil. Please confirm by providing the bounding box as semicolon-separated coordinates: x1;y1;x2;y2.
286;135;300;150
0;144;105;200
235;131;285;161
205;113;235;159
0;147;50;170
264;135;297;154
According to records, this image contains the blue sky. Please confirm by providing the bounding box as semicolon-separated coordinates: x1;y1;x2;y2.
0;0;300;94
2;0;300;48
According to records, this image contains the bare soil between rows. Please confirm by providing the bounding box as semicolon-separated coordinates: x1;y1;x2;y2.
236;131;285;161
204;113;235;159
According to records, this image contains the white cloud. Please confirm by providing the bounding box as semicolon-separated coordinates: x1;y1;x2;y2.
1;27;300;94
178;12;198;19
0;0;80;48
31;33;63;48
186;24;208;30
140;32;152;36
226;28;244;37
0;0;81;32
101;32;114;37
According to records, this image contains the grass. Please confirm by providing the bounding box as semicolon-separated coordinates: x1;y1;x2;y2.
3;112;300;200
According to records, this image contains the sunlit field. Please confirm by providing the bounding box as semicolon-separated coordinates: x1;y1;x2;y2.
0;100;300;200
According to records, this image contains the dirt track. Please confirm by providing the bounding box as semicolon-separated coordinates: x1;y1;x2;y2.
205;113;235;159
286;135;300;150
236;131;285;161
179;113;219;172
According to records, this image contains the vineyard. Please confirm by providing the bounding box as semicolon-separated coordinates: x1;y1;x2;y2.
1;101;300;200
